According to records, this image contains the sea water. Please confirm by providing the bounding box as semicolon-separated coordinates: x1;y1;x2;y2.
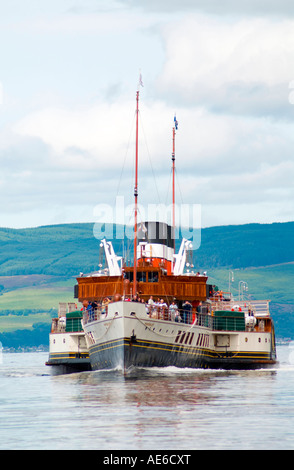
0;345;293;450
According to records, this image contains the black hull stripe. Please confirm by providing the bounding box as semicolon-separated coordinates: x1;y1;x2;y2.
48;352;89;361
89;337;274;367
47;353;91;371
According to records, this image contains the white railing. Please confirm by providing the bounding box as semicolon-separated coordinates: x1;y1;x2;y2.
209;299;270;317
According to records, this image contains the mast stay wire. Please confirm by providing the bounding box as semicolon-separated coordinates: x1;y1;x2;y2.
175;167;184;205
109;98;167;264
108;110;137;263
137;109;162;205
165;167;172;206
115;110;136;200
127;107;163;265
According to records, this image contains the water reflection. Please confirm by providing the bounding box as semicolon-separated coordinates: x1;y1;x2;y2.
48;359;287;449
52;365;278;412
2;349;294;450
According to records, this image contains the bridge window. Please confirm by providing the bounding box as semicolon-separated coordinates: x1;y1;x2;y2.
137;272;146;282
148;271;159;283
124;271;146;282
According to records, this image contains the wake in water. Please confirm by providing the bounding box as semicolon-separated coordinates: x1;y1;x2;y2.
84;343;294;378
84;363;283;381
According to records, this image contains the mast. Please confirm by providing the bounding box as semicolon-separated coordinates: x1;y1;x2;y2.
133;88;139;296
172;115;178;255
172;125;175;251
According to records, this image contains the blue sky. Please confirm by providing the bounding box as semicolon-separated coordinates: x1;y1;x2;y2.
0;0;293;228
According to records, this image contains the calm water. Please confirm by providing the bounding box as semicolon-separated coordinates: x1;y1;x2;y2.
0;345;294;450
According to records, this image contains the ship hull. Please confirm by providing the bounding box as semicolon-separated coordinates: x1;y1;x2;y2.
88;337;275;371
46;331;91;373
83;301;276;372
46;351;91;371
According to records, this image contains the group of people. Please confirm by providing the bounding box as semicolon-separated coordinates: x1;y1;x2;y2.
82;295;195;324
146;296;193;324
82;298;111;322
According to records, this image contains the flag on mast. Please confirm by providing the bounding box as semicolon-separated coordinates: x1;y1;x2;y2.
174;115;178;130
138;72;144;88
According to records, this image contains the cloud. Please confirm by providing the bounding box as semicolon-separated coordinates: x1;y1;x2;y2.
0;1;293;229
0;1;156;36
119;0;294;17
14;101;137;170
156;15;294;119
3;93;291;227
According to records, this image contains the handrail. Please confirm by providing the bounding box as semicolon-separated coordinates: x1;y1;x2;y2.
209;299;270;317
81;300;271;333
51;315;83;333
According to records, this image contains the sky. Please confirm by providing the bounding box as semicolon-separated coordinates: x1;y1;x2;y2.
0;0;294;229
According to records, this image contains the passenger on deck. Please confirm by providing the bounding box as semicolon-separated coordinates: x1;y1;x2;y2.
147;296;154;316
143;300;149;315
169;300;178;322
91;301;98;310
183;300;192;324
152;298;160;318
148;296;154;306
159;298;168;319
102;297;110;316
83;299;94;321
175;309;182;322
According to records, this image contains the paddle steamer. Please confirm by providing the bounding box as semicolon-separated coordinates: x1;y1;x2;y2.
78;85;277;372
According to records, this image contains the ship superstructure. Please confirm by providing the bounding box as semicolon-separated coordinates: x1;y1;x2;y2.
78;220;276;371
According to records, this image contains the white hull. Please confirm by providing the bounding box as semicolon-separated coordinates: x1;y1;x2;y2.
46;331;90;371
83;301;276;371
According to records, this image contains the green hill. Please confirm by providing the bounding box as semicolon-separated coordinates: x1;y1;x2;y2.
0;223;100;276
196;222;294;270
0;221;293;276
0;221;293;347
